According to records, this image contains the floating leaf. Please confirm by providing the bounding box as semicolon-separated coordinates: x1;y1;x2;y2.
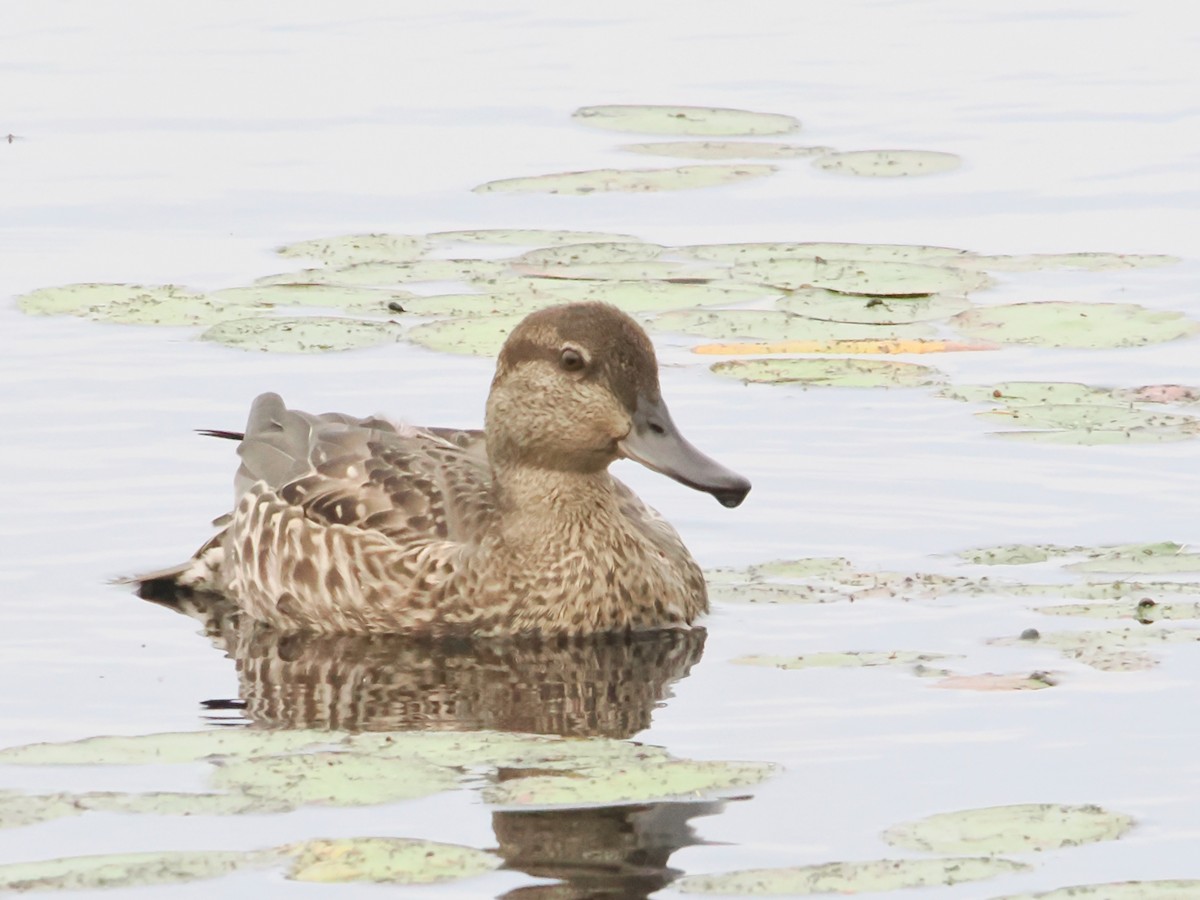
285;838;500;884
473;164;777;194
651;309;934;342
518;260;729;282
933;672;1057;691
201;317;404;353
277;234;428;265
0;849;278;893
694;338;992;355
990;626;1200;672
16;283;226;325
0;729;333;766
1111;384;1200;405
711;358;945;388
977;404;1199;442
1036;600;1200;621
572;104;800;136
209;285;413;315
813;149;961;177
620;141;831;160
513;242;665;266
941;381;1120;407
522;280;769;312
676;241;972;264
255;259;512;288
946;252;1181;273
777;288;972;324
709;582;851;604
750;558;855;578
734;651;958;670
676;857;1029;895
951;301;1200;348
427;228;643;246
993;879;1200;900
733;258;990;296
406;315;521;357
1068;545;1200;574
883;803;1134;854
78;791;292;816
0;792;82;830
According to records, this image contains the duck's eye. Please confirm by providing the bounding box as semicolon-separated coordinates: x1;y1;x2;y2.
559;347;586;372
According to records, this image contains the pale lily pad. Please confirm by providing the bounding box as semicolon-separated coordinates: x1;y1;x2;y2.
991;626;1200;672
750;557;855;578
951;301;1200;348
277;233;428;265
709;582;851;604
529;280;772;310
814;149;961;177
675;857;1029;895
485;757;775;808
994;879;1200;900
0;792;82;829
620;141;831;160
513;242;665;266
256;259;513;288
395;293;541;318
947;252;1181;273
17;283;227;326
711;358;945;389
675;241;972;264
405;314;520;356
977;404;1200;444
473;164;777;194
883;803;1134;854
209;284;413;315
940;381;1119;407
0;849;278;893
210;751;458;806
733;258;990;296
0;729;333;765
427;228;643;246
777;288;972;324
650;309;935;342
1068;545;1200;574
201;317;404;353
734;651;958;670
518;260;730;282
572;104;800;136
285;838;500;884
1113;384;1200;405
1036;599;1200;622
78;791;293;816
933;672;1058;691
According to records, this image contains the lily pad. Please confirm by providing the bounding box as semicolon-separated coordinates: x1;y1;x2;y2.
528;280;772;310
883;803;1134;854
1068;545;1200;574
750;557;855;579
711;358;945;389
991;626;1200;672
0;792;82;830
813;149;961;177
940;381;1120;407
201;317;404;353
0;849;278;893
484;758;776;808
933;672;1058;691
518;260;729;282
976;404;1200;444
427;228;643;246
733;651;958;670
650;309;935;342
675;857;1029;895
994;879;1200;900
572;104;800;136
16;283;226;326
405;314;521;357
675;241;972;264
708;582;852;604
1036;600;1200;621
733;258;990;296
473;164;777;194
210;751;458;807
78;790;294;816
209;284;413;315
513;242;665;266
947;252;1181;273
0;729;334;766
277;233;429;266
255;259;513;288
285;837;500;884
777;288;972;324
620;141;831;160
951;301;1200;348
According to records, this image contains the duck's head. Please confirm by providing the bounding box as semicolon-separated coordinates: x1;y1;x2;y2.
485;302;750;507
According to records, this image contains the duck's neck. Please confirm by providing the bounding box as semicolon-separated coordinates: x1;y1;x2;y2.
490;462;625;549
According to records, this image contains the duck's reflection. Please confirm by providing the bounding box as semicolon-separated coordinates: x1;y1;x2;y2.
142;586;725;898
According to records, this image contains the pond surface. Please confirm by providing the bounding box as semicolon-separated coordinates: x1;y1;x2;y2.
3;1;1200;897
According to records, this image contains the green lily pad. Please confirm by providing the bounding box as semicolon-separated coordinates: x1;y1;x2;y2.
78;791;294;816
473;164;778;194
940;381;1120;407
620;141;832;160
0;849;279;893
284;837;500;884
948;252;1181;273
405;314;520;356
201;317;404;353
1068;545;1200;574
675;241;972;264
277;233;429;265
519;260;730;282
675;857;1029;895
709;582;852;604
750;557;855;578
733;651;958;670
16;283;227;326
572;104;800;136
209;284;413;315
210;751;458;807
711;358;945;388
951;301;1200;348
427;228;643;246
513;242;665;266
528;279;772;310
394;293;541;318
991;626;1200;671
934;671;1058;691
976;404;1200;443
814;149;961;177
650;309;935;342
0;792;82;830
883;803;1134;854
255;259;513;288
733;258;990;296
0;729;334;765
484;757;775;808
994;880;1200;900
777;288;972;324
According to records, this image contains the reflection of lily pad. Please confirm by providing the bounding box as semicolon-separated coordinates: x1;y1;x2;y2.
427;228;642;246
883;803;1134;854
651;309;934;342
814;149;961;177
676;857;1028;895
473;164;777;194
201;317;404;353
777;288;971;324
733;258;990;296
285;837;500;884
951;301;1200;348
734;651;958;670
0;792;82;830
0;849;278;893
620;141;831;159
0;729;332;765
277;234;428;266
711;358;944;388
993;879;1200;899
676;241;971;264
485;758;775;808
572;104;800;136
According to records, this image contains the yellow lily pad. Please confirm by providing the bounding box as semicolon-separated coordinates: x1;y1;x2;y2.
473;164;777;194
620;140;831;159
951;301;1200;348
284;837;500;884
711;358;945;389
572;104;800;136
814;149;961;177
883;803;1134;854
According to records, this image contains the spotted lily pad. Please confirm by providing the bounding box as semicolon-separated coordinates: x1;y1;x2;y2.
0;792;82;829
1036;600;1200;621
620;141;831;159
0;849;279;893
650;309;935;342
256;259;513;288
427;228;643;246
520;260;729;282
17;283;226;325
285;838;500;884
406;315;523;357
750;558;855;578
201;317;404;353
513;242;665;266
711;358;945;389
733;651;958;670
814;149;961;177
78;791;293;816
675;242;972;264
277;233;429;265
733;258;990;296
994;879;1200;899
991;626;1200;672
1067;544;1200;574
947;252;1181;273
572;104;800;136
777;288;972;324
951;301;1200;348
941;381;1120;407
473;164;777;194
0;729;333;765
977;404;1200;444
675;857;1029;895
209;284;413;315
883;803;1134;854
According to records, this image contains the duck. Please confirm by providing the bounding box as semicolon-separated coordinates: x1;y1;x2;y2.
140;302;750;636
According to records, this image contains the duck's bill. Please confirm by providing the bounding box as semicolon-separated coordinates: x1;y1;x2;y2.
618;393;751;508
